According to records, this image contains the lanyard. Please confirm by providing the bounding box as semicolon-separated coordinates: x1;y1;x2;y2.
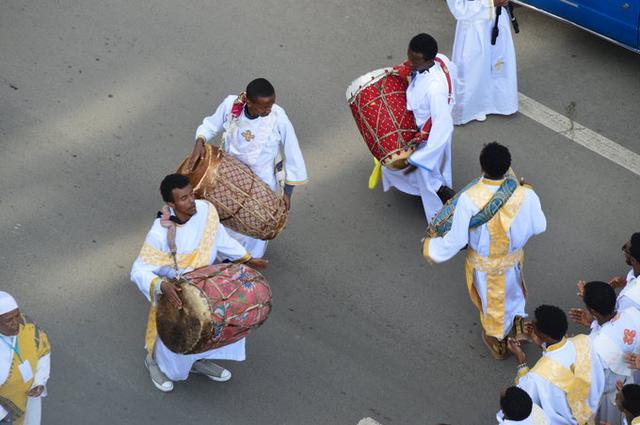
0;336;22;363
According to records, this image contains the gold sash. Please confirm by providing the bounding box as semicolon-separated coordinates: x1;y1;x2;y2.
0;318;50;425
532;335;594;425
463;179;527;338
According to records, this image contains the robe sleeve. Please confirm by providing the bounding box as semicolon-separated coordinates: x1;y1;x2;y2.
215;224;252;263
446;0;492;20
130;224;166;303
194;96;234;142
423;195;475;263
516;373;542;405
277;110;308;185
407;84;453;172
527;189;547;236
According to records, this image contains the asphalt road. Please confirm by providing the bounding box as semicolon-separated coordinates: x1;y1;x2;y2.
1;0;639;424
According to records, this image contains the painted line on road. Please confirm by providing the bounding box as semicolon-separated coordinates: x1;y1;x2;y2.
518;93;640;177
357;418;383;425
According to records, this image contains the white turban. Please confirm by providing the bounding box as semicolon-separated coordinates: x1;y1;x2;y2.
0;292;18;315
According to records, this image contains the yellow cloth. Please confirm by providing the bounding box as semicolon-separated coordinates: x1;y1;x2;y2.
368;158;382;190
140;205;219;355
463;180;526;338
531;335;594;425
0;318;50;425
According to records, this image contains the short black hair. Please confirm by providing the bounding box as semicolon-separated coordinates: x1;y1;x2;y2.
409;33;438;61
534;305;567;341
480;142;512;179
630;232;640;262
622;384;640;417
500;387;533;421
160;173;191;203
246;78;275;101
583;281;616;316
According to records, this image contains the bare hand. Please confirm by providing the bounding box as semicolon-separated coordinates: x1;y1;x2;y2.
609;276;627;289
625;353;640;370
186;138;205;173
160;280;183;309
284;193;291;211
246;258;269;270
28;385;44;397
403;165;417;175
616;379;625;392
568;308;594;327
576;280;586;297
507;338;526;364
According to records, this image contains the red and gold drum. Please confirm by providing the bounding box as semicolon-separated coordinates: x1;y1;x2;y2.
346;68;419;170
156;263;272;354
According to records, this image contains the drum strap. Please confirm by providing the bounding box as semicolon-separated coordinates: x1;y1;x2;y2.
418;57;453;141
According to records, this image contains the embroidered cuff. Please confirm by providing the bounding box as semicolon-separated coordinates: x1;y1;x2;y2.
233;253;252;264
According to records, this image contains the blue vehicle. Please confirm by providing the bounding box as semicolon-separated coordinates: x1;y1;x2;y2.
513;0;640;53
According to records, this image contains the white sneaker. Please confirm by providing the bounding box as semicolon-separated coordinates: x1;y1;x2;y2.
145;354;174;392
476;115;487;122
190;360;232;382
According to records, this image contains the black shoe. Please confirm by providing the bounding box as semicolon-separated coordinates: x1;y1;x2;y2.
437;186;455;203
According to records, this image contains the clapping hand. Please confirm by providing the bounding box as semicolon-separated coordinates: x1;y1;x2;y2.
568;308;594;327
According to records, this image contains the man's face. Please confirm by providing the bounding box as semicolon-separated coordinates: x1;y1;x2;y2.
246;95;275;117
407;48;430;71
623;240;635;267
0;309;22;336
168;184;196;217
530;322;545;347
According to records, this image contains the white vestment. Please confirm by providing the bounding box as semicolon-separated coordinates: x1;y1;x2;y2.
496;403;550;424
195;95;308;258
618;269;640;312
425;178;546;338
382;53;457;222
130;199;250;381
446;0;518;124
517;338;605;425
590;308;640;425
0;335;50;425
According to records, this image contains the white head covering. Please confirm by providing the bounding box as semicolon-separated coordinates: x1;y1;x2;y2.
0;291;18;315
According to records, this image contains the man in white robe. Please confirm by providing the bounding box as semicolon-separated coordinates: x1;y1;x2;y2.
382;33;457;223
569;281;640;425
130;174;267;392
610;233;640;312
423;142;546;358
446;0;519;124
496;386;549;425
615;383;640;425
508;305;605;425
188;78;308;258
0;292;50;425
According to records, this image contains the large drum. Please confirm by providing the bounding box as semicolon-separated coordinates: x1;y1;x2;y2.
346;68;420;170
156;263;272;354
177;144;288;240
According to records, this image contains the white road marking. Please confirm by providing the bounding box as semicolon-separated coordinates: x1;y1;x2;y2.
518;93;640;177
357;418;383;425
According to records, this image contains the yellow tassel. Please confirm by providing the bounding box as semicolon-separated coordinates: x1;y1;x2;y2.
368;158;382;189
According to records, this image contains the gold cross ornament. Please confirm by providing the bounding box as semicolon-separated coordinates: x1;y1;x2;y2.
241;130;255;142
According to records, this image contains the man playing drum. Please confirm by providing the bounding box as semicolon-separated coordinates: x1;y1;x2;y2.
130;174;267;392
381;33;457;223
423;142;546;359
187;78;308;258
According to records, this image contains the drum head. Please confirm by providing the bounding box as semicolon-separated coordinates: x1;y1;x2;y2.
156;282;212;354
345;67;393;102
176;144;222;191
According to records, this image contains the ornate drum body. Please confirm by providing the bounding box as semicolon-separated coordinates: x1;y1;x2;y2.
346;68;420;170
156;263;272;354
177;144;288;240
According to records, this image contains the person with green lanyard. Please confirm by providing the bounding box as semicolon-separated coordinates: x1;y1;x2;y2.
0;292;50;425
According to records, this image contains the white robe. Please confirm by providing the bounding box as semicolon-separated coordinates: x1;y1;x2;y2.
0;335;50;425
590;308;640;425
517;338;606;425
496;403;550;424
195;95;308;258
618;269;640;312
130;199;250;381
425;178;546;338
446;0;518;124
382;54;456;222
